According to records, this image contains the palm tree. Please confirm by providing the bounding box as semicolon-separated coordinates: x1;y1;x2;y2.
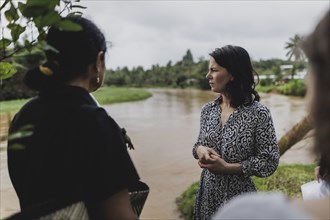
284;34;306;79
285;34;305;61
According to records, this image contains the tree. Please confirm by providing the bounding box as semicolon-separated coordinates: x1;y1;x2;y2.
285;34;305;61
0;0;86;81
182;49;194;64
284;34;306;79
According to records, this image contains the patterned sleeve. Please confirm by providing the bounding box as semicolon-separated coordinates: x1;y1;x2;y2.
192;104;208;159
240;105;280;177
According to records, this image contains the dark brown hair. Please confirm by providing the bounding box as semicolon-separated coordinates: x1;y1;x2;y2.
24;16;107;91
209;45;260;107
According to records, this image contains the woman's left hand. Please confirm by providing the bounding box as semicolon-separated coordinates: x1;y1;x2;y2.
198;154;228;174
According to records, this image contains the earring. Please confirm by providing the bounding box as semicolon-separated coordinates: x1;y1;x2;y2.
96;75;100;84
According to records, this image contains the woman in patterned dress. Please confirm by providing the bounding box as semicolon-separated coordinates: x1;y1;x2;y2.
192;45;280;220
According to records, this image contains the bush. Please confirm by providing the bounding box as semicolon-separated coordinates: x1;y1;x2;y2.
175;182;199;220
259;78;274;86
256;84;276;93
176;164;315;220
277;80;306;96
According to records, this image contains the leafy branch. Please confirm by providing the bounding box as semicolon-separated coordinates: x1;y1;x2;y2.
0;0;86;80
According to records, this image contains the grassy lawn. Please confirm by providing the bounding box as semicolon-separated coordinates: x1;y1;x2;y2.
93;87;152;105
0;86;152;113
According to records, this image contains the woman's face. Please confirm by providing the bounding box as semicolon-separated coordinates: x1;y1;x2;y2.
206;57;233;93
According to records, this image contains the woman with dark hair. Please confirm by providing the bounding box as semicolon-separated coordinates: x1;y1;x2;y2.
192;45;280;219
212;10;329;220
7;16;139;219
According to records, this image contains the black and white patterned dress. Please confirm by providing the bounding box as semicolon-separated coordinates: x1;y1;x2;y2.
192;97;280;220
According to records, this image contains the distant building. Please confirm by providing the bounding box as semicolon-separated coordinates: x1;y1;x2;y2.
280;64;294;71
280;64;307;80
294;69;308;79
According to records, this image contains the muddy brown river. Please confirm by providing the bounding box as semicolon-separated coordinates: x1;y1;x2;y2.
0;88;308;219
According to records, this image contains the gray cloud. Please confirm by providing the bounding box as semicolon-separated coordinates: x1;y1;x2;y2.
81;0;329;69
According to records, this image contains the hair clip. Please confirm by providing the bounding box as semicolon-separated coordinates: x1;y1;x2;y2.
39;65;53;76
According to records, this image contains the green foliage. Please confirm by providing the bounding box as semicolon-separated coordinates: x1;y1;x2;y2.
182;49;194;64
104;52;307;91
254;59;282;71
256;84;276;93
0;62;17;80
259;78;274;87
285;34;306;62
253;59;296;73
257;79;306;97
176;164;315;220
277;80;306;96
0;48;43;101
175;182;199;220
104;52;211;90
1;0;86;79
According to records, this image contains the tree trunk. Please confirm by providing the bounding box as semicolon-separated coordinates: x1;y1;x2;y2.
279;114;313;156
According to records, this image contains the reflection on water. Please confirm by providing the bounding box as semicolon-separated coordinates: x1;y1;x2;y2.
103;88;307;219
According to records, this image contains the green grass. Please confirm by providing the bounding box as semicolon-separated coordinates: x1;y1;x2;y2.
0;86;152;113
252;163;315;198
176;164;316;220
92;87;152;105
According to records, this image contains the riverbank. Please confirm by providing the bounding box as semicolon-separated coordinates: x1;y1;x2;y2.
0;87;152;113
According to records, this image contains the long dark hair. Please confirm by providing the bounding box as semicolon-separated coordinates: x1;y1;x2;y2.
24;16;107;91
303;10;330;183
209;45;260;107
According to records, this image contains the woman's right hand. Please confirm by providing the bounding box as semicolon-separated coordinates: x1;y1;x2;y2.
196;145;219;164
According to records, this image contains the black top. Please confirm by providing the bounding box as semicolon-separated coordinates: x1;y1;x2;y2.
7;85;139;216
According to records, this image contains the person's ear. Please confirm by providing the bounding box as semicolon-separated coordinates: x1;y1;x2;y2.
95;51;105;73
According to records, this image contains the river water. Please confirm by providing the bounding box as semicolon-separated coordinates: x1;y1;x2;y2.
0;88;308;219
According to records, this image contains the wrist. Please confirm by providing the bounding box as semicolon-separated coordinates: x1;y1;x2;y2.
225;162;242;174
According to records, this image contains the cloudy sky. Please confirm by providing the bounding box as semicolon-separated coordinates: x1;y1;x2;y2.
80;1;328;69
